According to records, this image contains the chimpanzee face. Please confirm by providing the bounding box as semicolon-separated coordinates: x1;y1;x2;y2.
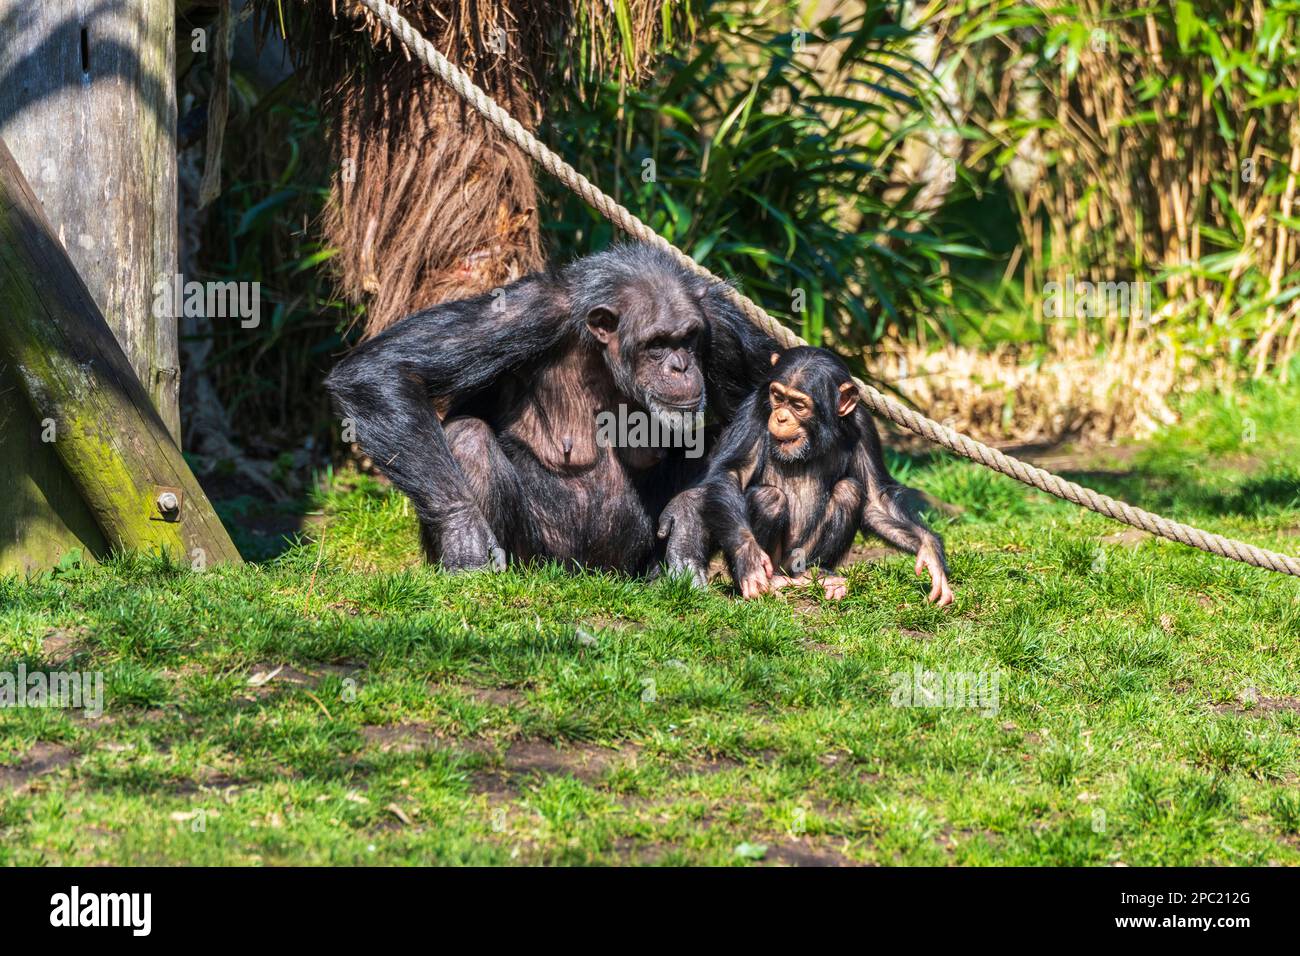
767;379;817;461
585;283;707;425
765;349;858;463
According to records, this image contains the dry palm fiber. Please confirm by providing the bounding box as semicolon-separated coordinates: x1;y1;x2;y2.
255;0;675;336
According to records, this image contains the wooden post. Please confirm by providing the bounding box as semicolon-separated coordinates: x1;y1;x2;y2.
0;0;180;436
0;0;192;572
0;137;240;566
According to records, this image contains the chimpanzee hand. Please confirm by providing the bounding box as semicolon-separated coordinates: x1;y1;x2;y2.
915;541;954;606
657;490;708;588
734;536;773;599
439;506;502;572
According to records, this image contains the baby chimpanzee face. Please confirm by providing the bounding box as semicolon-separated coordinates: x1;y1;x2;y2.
765;348;859;463
767;379;816;461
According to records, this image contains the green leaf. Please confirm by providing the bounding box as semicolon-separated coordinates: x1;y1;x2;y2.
235;190;296;237
53;549;84;576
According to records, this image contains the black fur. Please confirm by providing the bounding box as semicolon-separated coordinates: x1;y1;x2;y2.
695;346;949;592
325;243;777;574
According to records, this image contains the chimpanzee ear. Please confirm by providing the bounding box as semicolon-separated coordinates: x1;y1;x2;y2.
586;306;620;344
837;381;859;417
770;352;781;366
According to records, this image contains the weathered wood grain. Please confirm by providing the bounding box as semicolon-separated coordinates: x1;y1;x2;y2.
0;0;192;570
0;0;180;436
0;136;240;565
0;361;110;575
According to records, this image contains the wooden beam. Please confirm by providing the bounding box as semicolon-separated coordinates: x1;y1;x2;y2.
0;0;179;438
0;137;240;566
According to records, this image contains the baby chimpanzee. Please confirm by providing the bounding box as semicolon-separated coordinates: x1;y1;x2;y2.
701;347;953;604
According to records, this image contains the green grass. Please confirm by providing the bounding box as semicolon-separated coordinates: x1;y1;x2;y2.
2;381;1299;866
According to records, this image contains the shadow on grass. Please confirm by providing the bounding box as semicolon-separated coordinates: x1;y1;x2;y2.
211;495;324;562
889;444;1300;524
1057;463;1300;520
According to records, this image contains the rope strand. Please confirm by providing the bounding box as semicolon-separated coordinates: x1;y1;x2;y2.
351;0;1300;578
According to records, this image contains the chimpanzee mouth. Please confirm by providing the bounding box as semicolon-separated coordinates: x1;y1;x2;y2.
772;434;808;461
647;395;706;430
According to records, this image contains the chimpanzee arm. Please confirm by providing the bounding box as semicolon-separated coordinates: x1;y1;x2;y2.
654;285;774;587
324;275;570;569
701;399;774;597
698;282;781;421
849;407;955;605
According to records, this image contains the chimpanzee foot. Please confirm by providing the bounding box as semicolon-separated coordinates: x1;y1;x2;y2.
770;573;805;589
817;574;848;601
771;572;848;601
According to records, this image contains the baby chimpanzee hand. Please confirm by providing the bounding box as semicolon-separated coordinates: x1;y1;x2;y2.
915;541;954;606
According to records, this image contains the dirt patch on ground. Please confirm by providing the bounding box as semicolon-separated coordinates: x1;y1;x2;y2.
938;826;1002;853
687;754;745;775
252;664;318;686
240;661;365;700
1018;441;1141;474
706;542;901;600
502;740;620;781
583;618;634;635
682;748;779;775
171;770;248;796
844;544;902;565
781;592;825;615
41;626;91;666
470;739;641;794
326;599;363;616
1213;695;1300;716
240;664;321;701
1101;528;1153;548
611;836;674;864
449;683;526;708
802;639;844;658
361;724;439;754
358;724;496;759
0;741;76;792
763;840;860;867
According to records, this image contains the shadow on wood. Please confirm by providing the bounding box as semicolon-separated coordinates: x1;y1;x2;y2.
0;135;241;568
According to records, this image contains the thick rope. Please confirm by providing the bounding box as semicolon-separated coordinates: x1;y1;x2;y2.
351;0;1300;578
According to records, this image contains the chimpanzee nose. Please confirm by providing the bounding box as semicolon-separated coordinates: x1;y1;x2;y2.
669;351;689;373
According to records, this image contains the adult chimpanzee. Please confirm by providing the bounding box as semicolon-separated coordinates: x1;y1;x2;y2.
698;346;954;604
325;243;778;574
